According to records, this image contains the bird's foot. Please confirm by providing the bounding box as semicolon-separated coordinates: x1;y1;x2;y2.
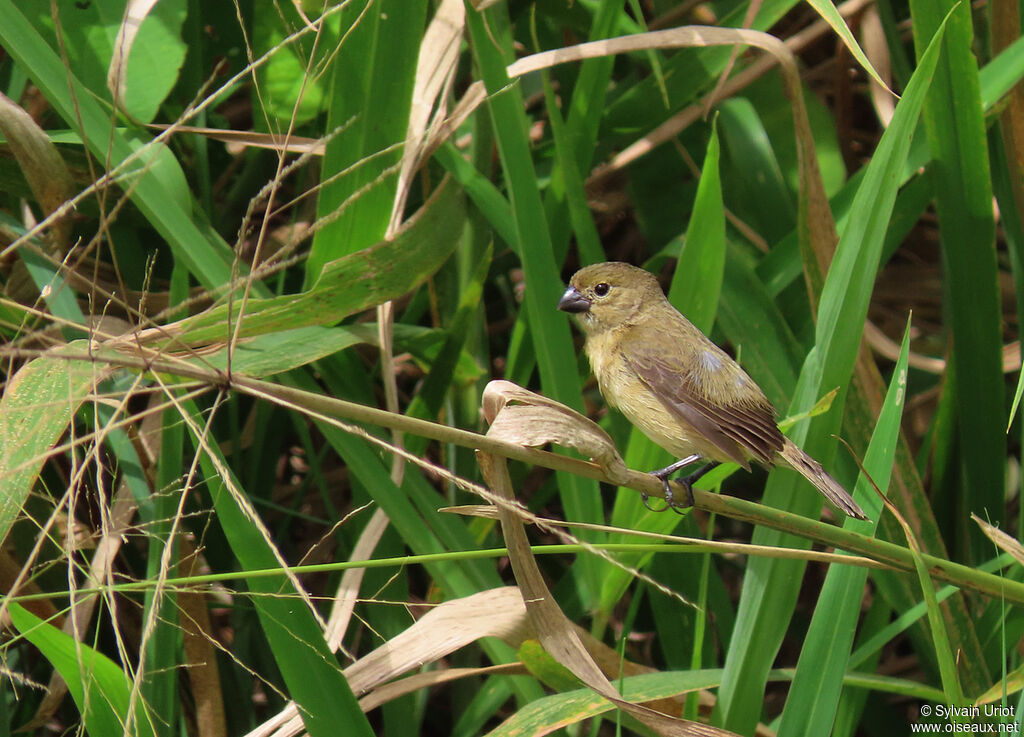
645;458;720;514
652;472;694;514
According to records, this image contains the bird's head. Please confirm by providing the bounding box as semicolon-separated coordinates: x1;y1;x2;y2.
557;262;664;335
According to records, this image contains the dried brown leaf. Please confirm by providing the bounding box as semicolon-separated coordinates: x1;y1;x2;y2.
249;587;533;737
860;6;895;127
482;380;629;484
344;587;532;696
0;92;74;249
972;513;1024;567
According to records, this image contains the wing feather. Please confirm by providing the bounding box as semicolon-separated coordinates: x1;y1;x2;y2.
622;332;784;466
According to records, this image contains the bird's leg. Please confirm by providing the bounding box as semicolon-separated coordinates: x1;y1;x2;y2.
642;455;701;512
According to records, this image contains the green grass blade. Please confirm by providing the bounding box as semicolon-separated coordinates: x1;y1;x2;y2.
542;0;618;259
910;0;1005;558
980;35;1024;111
717;241;803;407
668;119;725;334
719;99;795;246
435;141;517;248
777;319;910;735
540;69;604;266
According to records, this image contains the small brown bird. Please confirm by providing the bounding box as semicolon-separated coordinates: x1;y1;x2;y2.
558;261;867;520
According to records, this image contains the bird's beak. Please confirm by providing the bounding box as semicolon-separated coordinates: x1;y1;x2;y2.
557;285;591;314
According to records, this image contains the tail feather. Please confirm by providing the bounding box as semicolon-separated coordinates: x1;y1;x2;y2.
779;439;869;520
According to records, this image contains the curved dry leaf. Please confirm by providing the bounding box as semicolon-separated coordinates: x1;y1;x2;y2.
482;380;629;484
0;92;74;249
439;504;502;519
345;586;532;696
396;0;465;209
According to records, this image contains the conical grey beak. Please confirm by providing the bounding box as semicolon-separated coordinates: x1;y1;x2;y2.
557;286;591;313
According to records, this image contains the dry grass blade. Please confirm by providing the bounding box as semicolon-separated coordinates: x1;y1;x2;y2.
344;587;533;695
394;0;465;225
176;536;228;737
972;513;1024;566
860;6;896;127
590;0;872;183
146;125;325;155
702;0;763;118
324;506;387;655
359;664;527;713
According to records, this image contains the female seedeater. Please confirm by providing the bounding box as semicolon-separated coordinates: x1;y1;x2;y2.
558;261;867;520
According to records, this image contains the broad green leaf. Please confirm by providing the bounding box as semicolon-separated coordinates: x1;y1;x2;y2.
24;0;187;123
0;345;107;546
252;4;334;125
668;119;725;335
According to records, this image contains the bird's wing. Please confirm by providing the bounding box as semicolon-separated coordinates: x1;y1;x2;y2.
622;336;784;467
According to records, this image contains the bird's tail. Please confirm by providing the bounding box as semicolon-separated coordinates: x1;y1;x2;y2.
778;439;869;520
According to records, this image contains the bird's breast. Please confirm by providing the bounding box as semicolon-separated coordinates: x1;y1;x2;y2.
584;331;705;459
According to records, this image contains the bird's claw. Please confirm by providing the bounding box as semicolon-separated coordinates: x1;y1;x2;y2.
640;492;669;513
643;472;694;514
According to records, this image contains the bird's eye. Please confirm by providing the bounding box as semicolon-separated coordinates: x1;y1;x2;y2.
594;282;610;297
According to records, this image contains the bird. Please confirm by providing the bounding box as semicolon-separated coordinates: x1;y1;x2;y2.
557;261;867;520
